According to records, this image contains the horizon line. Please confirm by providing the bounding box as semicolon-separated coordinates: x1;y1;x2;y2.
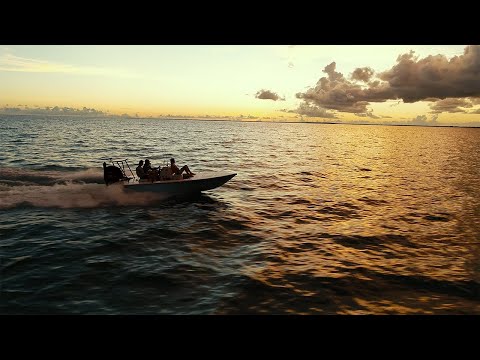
1;112;479;129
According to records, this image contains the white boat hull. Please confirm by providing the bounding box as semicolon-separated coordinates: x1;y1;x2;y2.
123;171;236;195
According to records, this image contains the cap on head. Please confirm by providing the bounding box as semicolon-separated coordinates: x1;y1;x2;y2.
170;158;175;163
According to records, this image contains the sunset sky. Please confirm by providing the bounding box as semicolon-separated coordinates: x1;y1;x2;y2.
1;45;480;125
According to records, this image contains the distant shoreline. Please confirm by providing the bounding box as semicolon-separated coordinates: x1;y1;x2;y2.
1;113;479;129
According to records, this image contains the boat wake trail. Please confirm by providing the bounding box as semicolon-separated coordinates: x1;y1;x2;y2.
0;167;104;186
0;183;167;209
0;167;167;208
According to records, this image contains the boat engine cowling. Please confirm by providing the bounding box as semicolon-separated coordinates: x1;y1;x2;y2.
103;162;124;185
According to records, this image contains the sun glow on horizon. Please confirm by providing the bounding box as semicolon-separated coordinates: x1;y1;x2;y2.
1;45;480;126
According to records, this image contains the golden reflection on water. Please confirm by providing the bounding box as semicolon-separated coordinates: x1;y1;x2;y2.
227;124;480;314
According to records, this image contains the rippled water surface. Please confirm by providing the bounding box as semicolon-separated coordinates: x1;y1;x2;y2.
1;115;480;314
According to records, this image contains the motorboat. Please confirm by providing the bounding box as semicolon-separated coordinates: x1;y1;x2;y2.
103;159;236;196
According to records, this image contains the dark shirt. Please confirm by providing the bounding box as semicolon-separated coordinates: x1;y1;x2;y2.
143;164;153;173
136;165;146;178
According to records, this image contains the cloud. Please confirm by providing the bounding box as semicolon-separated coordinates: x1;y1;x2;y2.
470;97;480;105
429;98;473;113
291;103;337;118
0;105;105;116
379;46;480;102
323;62;344;82
410;114;439;126
255;89;285;101
296;61;389;115
296;45;480;117
412;115;428;124
0;52;78;73
0;50;137;78
351;67;374;82
355;111;380;119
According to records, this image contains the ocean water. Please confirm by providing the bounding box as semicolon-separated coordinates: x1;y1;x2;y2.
1;115;479;314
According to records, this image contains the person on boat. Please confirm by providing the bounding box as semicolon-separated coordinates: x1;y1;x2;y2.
143;159;153;173
170;158;195;178
135;160;149;180
141;159;158;181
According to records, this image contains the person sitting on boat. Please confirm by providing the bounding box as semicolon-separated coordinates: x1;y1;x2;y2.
144;158;160;181
143;159;153;173
135;160;149;180
170;158;195;178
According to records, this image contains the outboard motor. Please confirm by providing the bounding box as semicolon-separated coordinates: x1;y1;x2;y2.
103;162;124;185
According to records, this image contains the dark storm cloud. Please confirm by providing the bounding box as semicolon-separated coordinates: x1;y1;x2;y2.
255;89;285;101
295;46;480;116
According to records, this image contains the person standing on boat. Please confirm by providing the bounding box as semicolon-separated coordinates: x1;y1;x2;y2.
170;158;195;178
